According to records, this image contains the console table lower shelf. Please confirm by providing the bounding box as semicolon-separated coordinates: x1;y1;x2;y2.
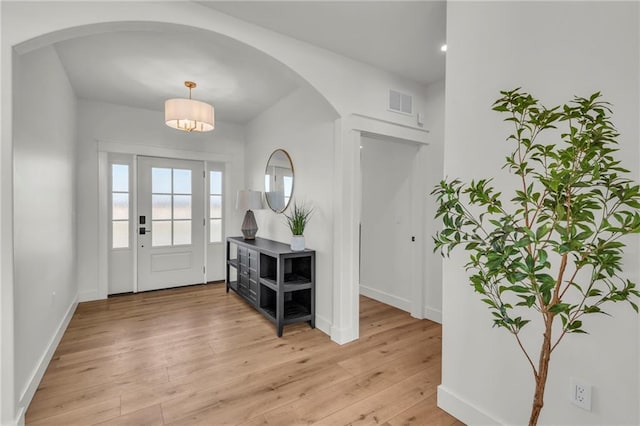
226;236;315;337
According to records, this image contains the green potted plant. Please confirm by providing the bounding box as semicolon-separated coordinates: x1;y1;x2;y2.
433;88;640;425
285;201;313;251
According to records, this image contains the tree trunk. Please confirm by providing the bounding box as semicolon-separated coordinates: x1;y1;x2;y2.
529;317;553;426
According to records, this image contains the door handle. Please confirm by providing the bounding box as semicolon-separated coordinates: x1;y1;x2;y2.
139;227;151;235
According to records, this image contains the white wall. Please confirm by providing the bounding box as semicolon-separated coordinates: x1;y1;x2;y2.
245;87;339;334
76;99;245;300
422;80;445;323
13;45;78;419
440;2;639;425
360;135;419;312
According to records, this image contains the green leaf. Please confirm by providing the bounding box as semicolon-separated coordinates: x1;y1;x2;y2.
549;303;571;314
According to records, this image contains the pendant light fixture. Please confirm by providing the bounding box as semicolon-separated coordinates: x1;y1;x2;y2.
165;81;214;132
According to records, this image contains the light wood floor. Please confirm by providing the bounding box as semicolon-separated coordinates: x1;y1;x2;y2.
26;283;463;426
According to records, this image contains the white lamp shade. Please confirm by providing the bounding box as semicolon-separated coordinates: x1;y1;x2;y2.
236;190;263;211
165;98;214;132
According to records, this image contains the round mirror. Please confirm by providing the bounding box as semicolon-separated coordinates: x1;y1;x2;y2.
264;149;294;213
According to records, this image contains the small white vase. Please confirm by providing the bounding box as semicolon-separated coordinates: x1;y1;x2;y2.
291;235;305;251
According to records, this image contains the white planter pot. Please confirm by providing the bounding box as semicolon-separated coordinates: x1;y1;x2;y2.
291;235;305;251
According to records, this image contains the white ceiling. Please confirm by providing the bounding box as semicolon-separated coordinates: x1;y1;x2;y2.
54;27;303;124
198;1;446;86
52;1;446;124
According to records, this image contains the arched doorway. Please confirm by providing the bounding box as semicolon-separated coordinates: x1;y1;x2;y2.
2;6;341;423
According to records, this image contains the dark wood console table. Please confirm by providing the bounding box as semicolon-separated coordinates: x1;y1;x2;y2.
226;236;315;337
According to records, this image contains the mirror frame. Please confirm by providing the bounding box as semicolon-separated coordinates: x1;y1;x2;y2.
264;149;294;213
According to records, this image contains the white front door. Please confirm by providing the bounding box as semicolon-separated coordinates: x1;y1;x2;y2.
137;156;205;291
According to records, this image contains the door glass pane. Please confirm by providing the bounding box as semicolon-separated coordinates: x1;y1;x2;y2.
173;169;191;194
152;168;171;193
112;164;129;192
174;220;192;245
209;195;222;218
112;193;129;220
112;163;130;249
210;219;222;243
209;170;223;244
152;221;172;246
112;221;129;248
173;195;192;220
152;195;171;220
210;171;222;194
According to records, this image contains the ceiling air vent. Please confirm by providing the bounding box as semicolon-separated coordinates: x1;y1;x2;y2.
389;89;412;114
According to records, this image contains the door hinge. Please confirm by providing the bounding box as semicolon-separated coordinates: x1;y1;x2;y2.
203;218;206;226
203;170;206;178
203;266;206;274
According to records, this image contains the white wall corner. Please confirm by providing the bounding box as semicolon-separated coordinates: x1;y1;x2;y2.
14;406;25;426
330;324;358;345
78;289;99;303
331;120;360;346
97;151;109;300
437;385;502;426
17;294;78;418
314;313;332;337
1;45;16;426
424;306;442;324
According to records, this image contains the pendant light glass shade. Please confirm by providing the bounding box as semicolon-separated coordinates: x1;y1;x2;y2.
165;81;214;132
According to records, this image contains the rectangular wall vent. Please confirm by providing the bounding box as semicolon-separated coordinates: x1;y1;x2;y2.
389;90;412;114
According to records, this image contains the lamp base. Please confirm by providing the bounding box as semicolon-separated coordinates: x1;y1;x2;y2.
241;209;258;240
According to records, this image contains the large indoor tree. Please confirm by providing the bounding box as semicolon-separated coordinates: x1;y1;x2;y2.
433;88;640;425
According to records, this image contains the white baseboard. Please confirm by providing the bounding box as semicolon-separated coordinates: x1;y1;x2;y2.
17;294;78;416
314;313;332;337
424;306;442;324
359;285;410;312
437;384;502;426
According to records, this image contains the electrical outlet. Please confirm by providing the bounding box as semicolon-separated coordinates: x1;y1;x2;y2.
570;378;592;411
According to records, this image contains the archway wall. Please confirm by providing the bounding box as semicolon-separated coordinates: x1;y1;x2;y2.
1;2;435;424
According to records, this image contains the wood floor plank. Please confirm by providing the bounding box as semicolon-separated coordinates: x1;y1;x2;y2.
120;332;338;416
26;397;121;426
384;393;465;426
339;323;440;375
25;283;463;426
27;367;169;423
312;368;437;425
94;404;164;426
260;361;404;425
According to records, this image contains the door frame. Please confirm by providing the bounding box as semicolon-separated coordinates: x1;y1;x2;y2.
97;139;238;300
331;114;431;344
358;132;425;315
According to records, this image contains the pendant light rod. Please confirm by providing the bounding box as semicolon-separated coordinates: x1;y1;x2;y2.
185;81;196;100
